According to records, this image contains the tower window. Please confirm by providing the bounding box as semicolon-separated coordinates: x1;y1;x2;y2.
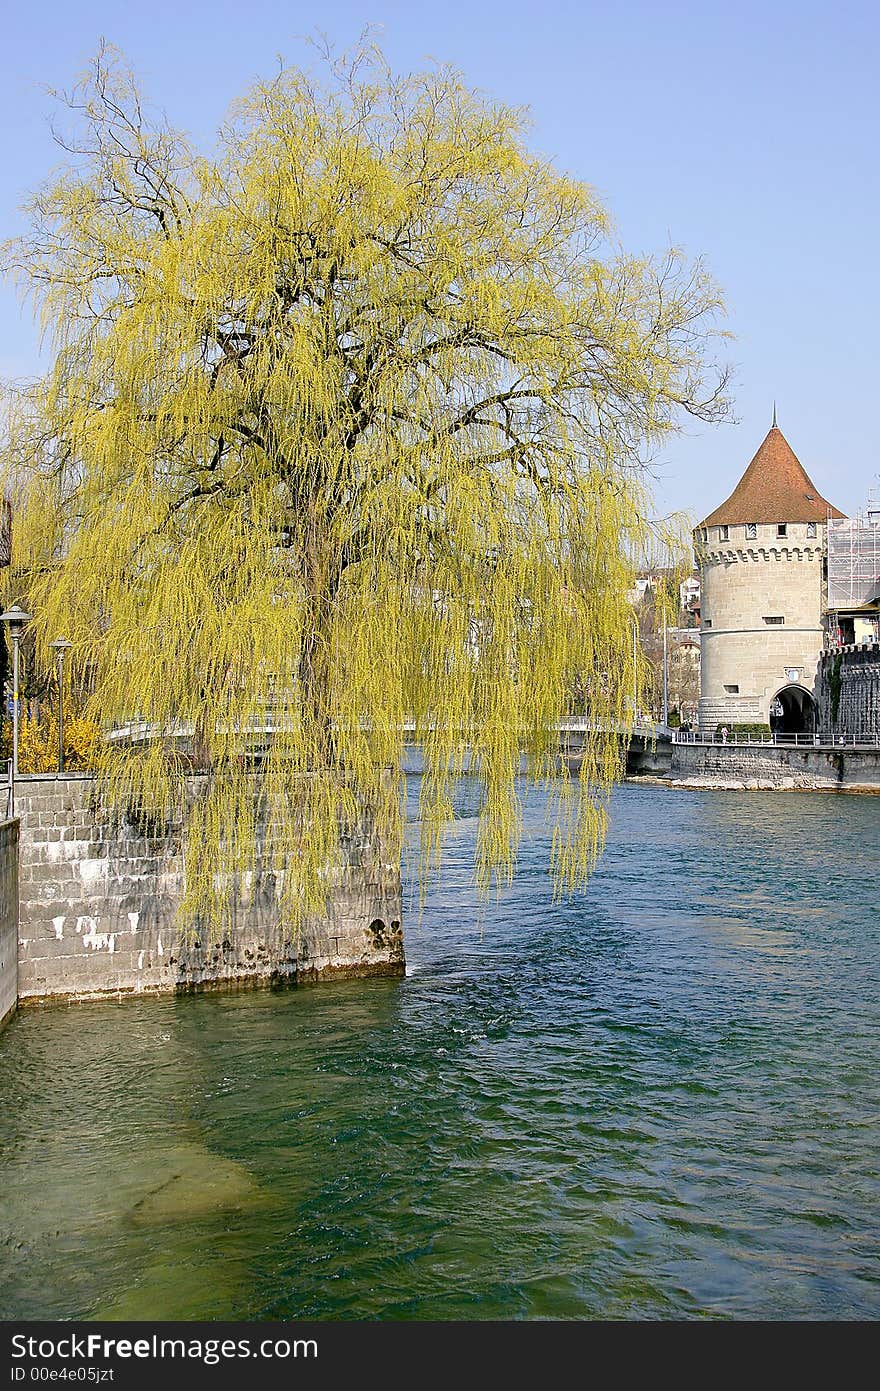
703;619;712;628
776;523;788;538
763;615;785;625
745;522;757;540
723;684;740;694
806;522;817;538
719;525;729;541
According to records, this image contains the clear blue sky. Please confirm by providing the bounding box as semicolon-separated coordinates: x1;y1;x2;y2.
2;0;878;522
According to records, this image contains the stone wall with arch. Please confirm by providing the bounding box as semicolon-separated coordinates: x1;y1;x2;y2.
695;521;826;731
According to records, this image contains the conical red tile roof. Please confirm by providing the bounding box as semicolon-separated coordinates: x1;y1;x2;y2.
700;425;844;527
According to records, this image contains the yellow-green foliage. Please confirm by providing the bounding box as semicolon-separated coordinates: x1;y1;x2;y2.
1;44;728;932
5;713;100;774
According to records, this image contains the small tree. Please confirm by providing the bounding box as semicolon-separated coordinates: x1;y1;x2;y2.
2;45;728;928
635;562;701;721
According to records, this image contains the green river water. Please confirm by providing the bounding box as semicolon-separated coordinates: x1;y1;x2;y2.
0;781;877;1320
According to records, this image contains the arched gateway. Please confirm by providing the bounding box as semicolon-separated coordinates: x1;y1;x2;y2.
769;684;815;735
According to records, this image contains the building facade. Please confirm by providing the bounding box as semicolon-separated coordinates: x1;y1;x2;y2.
694;421;844;734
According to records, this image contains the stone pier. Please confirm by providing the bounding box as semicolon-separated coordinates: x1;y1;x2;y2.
14;775;404;1004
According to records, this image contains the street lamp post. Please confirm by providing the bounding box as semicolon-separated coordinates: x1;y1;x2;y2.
49;639;73;775
632;618;639;721
662;619;669;728
0;605;33;796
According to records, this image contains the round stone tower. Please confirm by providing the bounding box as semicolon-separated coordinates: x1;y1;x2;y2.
694;419;844;735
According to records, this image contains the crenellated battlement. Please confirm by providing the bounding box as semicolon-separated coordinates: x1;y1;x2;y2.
697;543;825;566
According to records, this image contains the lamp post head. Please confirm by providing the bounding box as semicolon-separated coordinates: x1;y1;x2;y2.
0;604;32;639
49;638;73;654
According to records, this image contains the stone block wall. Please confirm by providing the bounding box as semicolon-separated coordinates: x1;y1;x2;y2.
15;775;404;1003
697;529;825;731
669;741;880;792
692;525;823;734
818;644;880;741
0;818;19;1028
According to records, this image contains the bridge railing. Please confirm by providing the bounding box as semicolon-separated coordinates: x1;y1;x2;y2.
673;730;880;749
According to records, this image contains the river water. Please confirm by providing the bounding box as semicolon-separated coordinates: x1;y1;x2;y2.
0;781;878;1320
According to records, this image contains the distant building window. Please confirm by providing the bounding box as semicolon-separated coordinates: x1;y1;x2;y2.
719;525;729;541
763;615;785;625
745;522;757;540
776;523;788;538
723;684;739;694
806;521;817;538
703;619;712;628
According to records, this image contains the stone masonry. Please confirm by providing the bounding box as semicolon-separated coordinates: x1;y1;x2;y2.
817;643;880;741
667;741;880;792
0;818;19;1028
15;775;404;1003
697;525;826;729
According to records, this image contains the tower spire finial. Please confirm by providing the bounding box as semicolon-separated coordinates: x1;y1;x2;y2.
772;400;777;428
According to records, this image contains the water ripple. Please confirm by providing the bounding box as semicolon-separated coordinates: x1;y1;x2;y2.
0;783;878;1319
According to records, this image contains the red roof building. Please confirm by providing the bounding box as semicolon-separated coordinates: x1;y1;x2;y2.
698;424;844;529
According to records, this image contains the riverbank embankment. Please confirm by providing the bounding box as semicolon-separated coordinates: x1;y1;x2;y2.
0;818;18;1029
642;740;880;793
11;775;403;1006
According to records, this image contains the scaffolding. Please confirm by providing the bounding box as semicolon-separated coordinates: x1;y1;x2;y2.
827;490;880;610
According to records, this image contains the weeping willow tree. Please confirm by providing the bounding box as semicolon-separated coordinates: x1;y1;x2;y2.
1;44;729;932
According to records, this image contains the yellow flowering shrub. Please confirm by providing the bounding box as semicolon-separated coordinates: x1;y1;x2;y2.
4;713;100;773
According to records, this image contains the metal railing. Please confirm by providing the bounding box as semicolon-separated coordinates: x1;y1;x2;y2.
673;730;880;749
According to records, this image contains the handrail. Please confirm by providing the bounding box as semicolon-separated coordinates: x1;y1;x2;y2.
672;730;880;749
